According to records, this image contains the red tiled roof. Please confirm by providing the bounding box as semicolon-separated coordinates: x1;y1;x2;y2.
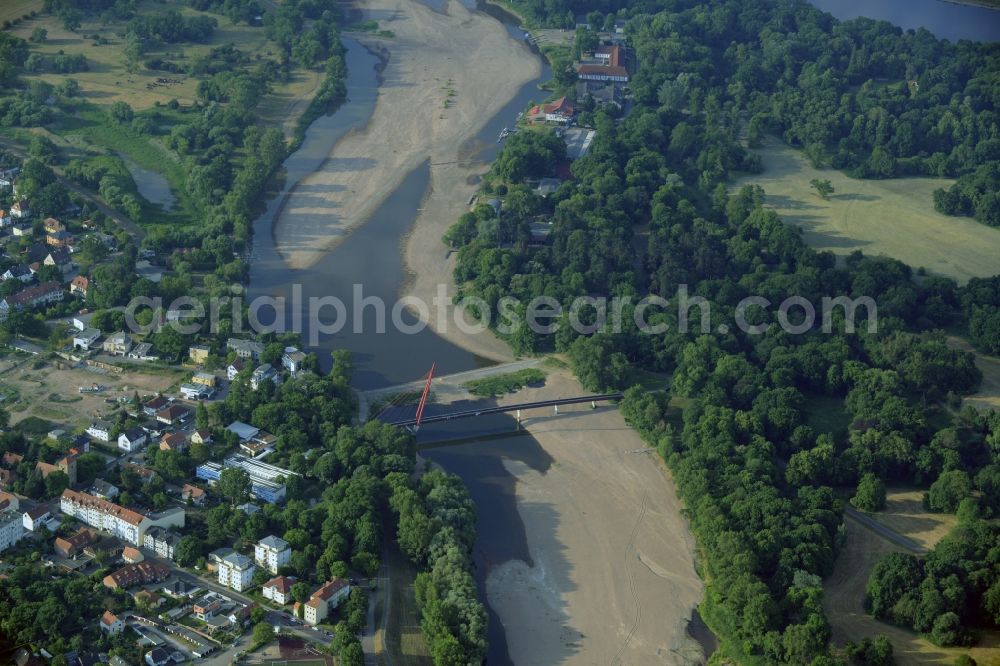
311;577;349;602
595;45;624;67
100;610;119;626
61;489;146;526
6;282;63;307
102;561;169;589
264;575;295;594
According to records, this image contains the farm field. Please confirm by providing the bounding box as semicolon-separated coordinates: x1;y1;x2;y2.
732;137;1000;284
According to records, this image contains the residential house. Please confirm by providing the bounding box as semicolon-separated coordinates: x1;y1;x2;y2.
192;372;216;388
90;479;119;500
0;282;64;320
35;453;77;486
155;404;191;426
254;535;291;574
43;248;74;272
226;358;246;381
262;576;296;605
86;421;112;442
0;209;8;227
42;218;64;234
123;546;144;563
100;611;125;635
180;484;206;506
142;526;179;560
46;230;73;249
103;561;170;589
118;427;148;453
217;552;255;592
191;429;213;446
180;383;213;400
10;200;30;219
250;363;279;390
70;275;89;298
102;333;133;356
54;529;94;558
1;264;33;284
226;338;265;360
123;463;157;486
159;432;187;453
0;508;25;553
300;578;351;625
72;328;101;352
281;348;307;374
10;221;31;237
127;342;157;360
23;506;51;531
24;243;48;265
142;395;169;416
529;96;575;123
188;345;210;364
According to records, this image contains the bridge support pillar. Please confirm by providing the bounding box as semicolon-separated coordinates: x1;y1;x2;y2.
591;400;596;409
516;409;521;430
554;404;559;415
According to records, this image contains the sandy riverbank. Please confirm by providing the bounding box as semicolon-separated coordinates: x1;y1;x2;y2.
481;371;706;665
272;0;535;361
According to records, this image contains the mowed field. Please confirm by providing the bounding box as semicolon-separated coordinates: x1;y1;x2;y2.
948;336;1000;413
824;489;1000;665
732;137;1000;284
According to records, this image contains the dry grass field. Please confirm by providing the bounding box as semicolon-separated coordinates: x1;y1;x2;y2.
0;0;44;26
7;2;273;111
949;336;1000;413
732;137;1000;284
383;542;433;666
868;488;956;551
825;488;1000;665
0;353;182;431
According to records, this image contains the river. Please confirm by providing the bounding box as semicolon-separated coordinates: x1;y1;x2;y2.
247;18;554;661
807;0;1000;42
246;0;992;663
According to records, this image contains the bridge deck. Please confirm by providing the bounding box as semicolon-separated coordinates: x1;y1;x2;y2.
383;393;624;428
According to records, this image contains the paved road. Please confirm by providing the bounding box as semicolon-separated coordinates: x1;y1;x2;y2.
154;557;335;650
361;549;392;666
843;505;927;554
0;136;146;243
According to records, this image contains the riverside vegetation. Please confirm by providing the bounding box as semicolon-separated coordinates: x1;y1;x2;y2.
450;0;1000;662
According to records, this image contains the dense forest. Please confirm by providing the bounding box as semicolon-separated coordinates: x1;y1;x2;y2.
451;0;1000;662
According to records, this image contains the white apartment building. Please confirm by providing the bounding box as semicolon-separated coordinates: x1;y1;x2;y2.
254;535;292;574
60;489;185;546
0;509;25;553
217;552;255;592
